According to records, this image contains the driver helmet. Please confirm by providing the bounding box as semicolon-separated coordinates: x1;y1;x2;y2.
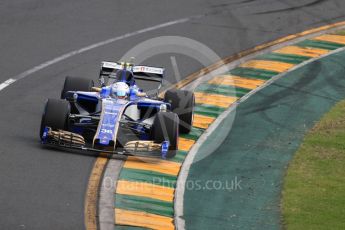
111;82;129;99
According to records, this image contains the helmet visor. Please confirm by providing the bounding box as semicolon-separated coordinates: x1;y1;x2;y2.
117;90;126;97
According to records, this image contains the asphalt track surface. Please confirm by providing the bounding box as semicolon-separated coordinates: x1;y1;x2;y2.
1;0;345;229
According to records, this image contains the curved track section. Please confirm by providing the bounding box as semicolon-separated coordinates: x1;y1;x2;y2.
185;49;345;229
180;31;345;230
1;0;345;229
111;25;345;230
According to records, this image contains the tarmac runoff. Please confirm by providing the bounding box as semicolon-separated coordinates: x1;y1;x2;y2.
95;26;345;230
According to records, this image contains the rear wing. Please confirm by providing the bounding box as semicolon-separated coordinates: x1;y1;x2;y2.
99;62;123;83
132;66;164;83
99;61;165;84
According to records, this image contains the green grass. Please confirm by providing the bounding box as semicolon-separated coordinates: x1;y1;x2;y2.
282;100;345;230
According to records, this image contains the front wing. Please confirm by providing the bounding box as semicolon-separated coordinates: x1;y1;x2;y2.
41;127;170;159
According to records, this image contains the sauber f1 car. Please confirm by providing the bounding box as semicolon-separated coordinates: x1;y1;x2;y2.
39;61;195;159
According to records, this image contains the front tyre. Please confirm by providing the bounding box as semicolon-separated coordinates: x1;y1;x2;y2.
60;76;94;99
164;89;195;134
151;112;179;158
40;99;70;140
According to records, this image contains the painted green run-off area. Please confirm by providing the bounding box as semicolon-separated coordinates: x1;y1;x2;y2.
195;84;250;97
230;67;279;80
194;104;225;118
256;53;311;64
173;150;188;163
183;49;345;230
119;168;177;188
282;100;345;230
116;194;174;217
297;39;344;50
180;127;205;141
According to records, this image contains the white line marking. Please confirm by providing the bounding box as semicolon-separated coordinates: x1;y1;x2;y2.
0;78;16;91
171;56;182;82
0;15;202;92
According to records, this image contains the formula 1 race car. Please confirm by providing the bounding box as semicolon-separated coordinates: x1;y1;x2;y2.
39;61;195;159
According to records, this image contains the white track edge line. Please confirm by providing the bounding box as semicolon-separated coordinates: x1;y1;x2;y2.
0;15;202;93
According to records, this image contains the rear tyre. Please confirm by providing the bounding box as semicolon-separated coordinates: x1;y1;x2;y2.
60;76;94;99
151;112;179;158
40;99;70;140
164;89;195;134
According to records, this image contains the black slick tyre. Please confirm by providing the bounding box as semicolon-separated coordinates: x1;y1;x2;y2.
60;76;94;99
40;99;70;139
164;89;194;134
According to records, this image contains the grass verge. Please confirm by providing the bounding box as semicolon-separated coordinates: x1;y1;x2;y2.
282;100;345;230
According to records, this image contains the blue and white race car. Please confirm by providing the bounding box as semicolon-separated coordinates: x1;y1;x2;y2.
40;61;195;159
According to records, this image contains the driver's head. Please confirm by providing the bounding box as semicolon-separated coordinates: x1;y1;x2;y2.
111;82;129;99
